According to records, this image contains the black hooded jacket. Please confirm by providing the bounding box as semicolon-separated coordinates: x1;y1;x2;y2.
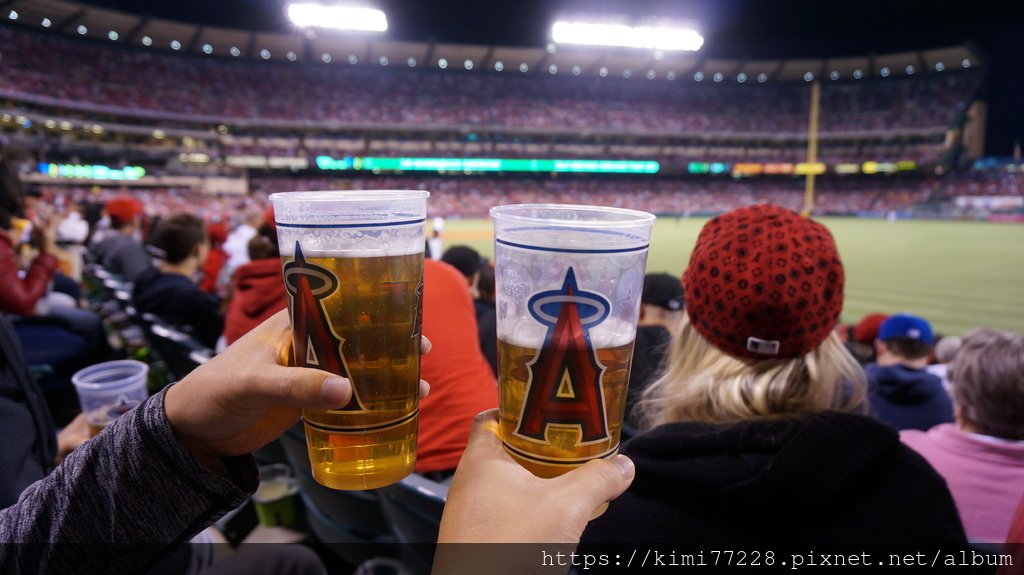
132;268;222;349
582;411;966;545
0;316;56;509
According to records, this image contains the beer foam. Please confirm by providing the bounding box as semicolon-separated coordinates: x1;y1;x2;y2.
500;316;637;350
277;226;424;258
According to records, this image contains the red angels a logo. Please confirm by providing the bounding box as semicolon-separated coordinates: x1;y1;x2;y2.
284;241;366;412
514;267;611;445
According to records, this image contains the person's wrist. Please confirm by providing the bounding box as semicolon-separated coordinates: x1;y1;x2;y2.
164;384;232;479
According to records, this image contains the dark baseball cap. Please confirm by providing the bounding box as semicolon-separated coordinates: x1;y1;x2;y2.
442;245;483;279
642;273;685;311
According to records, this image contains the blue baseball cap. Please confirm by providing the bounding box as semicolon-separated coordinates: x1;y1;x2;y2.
878;314;934;344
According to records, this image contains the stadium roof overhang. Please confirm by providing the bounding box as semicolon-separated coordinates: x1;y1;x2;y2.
4;0;982;81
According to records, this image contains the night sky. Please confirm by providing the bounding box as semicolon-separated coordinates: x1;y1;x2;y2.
78;0;1024;155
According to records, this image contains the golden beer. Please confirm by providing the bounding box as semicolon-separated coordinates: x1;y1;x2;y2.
498;337;634;478
284;252;423;490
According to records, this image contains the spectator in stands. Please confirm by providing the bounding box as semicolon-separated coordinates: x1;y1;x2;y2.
417;259;498;480
223;215;285;345
132;214;223;349
222;209;263;280
847;312;887;364
198;220;228;296
90;196;152;282
580;205;966;545
442;245;498;373
866;313;954;431
475;263;498;378
0;156;103;413
441;245;483;297
928;335;962;394
901;328;1024;543
0;156;62;317
625;273;685;430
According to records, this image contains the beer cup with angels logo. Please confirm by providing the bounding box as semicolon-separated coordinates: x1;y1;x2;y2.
271;190;428;490
490;204;655;477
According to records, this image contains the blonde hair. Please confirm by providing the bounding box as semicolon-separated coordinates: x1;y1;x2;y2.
636;313;867;428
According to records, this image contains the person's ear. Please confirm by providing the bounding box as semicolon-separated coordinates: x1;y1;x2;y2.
874;339;887;356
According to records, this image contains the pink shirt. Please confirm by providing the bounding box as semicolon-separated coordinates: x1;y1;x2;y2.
901;423;1024;542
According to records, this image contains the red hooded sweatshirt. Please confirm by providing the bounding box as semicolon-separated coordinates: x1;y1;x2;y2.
223;258;286;344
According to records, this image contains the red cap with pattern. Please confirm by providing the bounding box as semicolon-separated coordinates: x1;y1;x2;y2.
683;204;844;359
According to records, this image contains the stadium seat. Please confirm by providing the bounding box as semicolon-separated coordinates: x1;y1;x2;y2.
140;314;213;383
377;473;449;574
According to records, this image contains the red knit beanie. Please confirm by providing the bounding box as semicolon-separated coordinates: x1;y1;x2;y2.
683;204;844;359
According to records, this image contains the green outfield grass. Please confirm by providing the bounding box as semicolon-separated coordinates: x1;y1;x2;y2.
440;217;1024;336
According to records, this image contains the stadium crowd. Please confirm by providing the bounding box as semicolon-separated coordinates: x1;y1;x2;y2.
35;175;946;225
0;26;980;135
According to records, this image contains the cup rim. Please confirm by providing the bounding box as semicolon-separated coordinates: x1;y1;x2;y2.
490;203;656;228
71;359;149;390
269;190;430;203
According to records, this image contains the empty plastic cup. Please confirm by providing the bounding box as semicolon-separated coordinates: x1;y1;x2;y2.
71;359;149;437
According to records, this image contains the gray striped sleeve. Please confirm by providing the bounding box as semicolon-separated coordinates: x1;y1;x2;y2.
0;386;258;574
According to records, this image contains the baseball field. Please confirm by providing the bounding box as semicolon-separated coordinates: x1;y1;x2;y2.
440;217;1024;336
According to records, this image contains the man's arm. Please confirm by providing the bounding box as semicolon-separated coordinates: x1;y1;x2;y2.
0;388;256;575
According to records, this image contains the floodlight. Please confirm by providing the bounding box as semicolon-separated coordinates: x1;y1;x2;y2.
8;10;17;20
935;62;945;72
288;4;387;32
41;18;52;27
551;21;703;51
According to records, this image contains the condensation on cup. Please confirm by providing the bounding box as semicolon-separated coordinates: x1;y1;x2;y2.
271;190;428;491
490;204;655;477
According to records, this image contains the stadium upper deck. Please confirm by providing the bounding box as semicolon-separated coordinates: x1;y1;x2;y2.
0;23;981;139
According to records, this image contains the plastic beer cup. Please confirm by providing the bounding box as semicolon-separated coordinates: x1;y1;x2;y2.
271;190;428;490
490;204;655;478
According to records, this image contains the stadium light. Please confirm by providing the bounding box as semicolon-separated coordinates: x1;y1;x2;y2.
322;53;332;63
935;61;945;72
8;10;17;20
41;18;52;27
287;4;387;32
77;25;88;35
551;21;703;51
142;36;153;46
494;61;503;71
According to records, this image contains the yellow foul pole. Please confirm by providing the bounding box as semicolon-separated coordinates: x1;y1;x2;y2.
803;80;821;217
